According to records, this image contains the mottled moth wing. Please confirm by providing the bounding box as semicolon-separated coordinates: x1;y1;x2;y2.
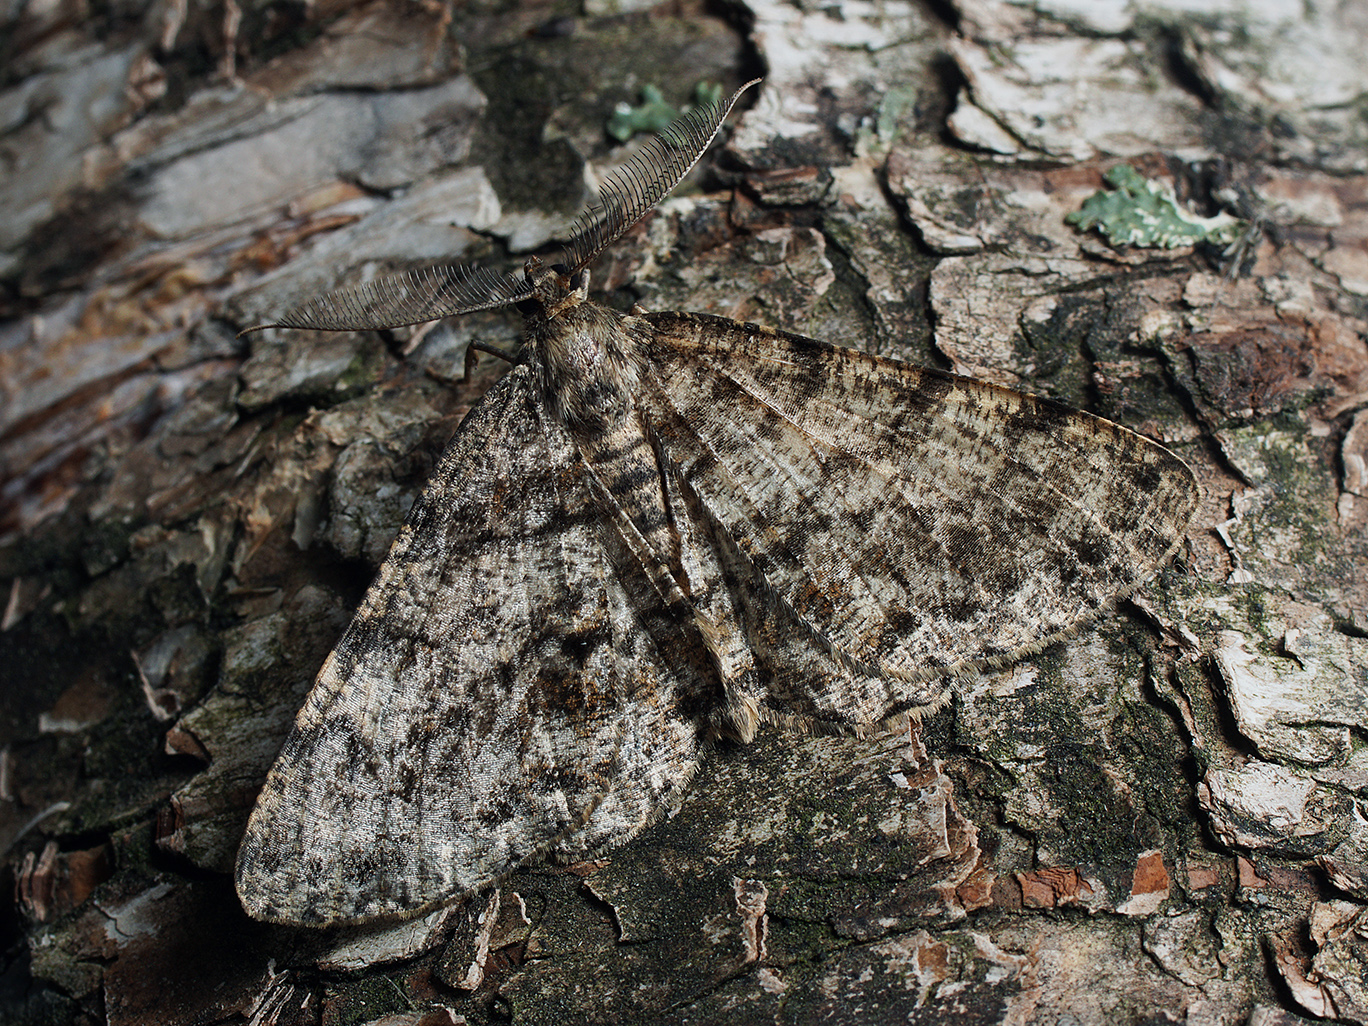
233;75;1204;927
235;82;764;925
235;367;706;925
638;313;1200;729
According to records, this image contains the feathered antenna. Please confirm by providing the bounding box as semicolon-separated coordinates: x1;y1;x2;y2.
239;263;533;335
240;79;760;335
562;79;760;274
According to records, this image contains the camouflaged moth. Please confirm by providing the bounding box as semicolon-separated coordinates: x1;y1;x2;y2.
235;80;1199;926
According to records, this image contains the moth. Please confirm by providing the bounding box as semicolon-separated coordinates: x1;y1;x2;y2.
235;80;1199;926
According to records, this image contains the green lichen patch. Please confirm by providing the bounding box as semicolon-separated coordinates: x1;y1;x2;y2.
1067;165;1245;249
606;81;724;142
321;971;422;1026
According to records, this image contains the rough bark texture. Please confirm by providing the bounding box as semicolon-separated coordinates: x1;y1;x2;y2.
2;1;1366;1024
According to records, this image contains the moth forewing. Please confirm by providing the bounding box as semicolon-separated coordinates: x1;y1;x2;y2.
635;313;1198;702
234;77;1199;926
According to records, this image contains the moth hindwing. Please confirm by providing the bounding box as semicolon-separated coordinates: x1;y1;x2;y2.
235;79;1199;925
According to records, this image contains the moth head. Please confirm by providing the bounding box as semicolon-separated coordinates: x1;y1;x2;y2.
517;256;591;323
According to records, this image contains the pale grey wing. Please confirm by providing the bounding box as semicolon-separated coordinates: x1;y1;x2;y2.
639;312;1199;726
548;511;718;861
235;366;702;926
663;465;949;731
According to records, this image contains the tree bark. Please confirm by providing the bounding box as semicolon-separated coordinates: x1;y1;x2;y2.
3;1;1366;1024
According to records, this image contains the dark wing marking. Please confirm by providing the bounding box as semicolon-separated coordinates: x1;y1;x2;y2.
639;312;1199;722
671;463;944;732
235;366;703;925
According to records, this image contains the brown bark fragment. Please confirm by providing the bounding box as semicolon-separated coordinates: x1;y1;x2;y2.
1016;867;1097;909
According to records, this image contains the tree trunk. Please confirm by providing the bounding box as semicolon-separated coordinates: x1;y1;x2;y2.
3;1;1366;1024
